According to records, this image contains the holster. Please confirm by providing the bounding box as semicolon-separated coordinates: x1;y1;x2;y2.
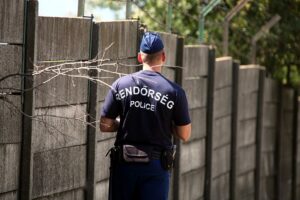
107;146;122;168
161;145;176;170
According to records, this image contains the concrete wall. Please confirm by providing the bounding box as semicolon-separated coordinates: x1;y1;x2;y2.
297;95;300;199
233;65;261;200
31;16;92;199
259;78;279;200
180;45;209;200
0;0;24;199
209;57;233;200
278;87;295;200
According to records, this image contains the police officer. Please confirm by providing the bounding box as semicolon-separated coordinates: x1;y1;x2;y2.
100;32;191;200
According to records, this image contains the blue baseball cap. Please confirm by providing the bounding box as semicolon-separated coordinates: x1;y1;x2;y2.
140;32;164;54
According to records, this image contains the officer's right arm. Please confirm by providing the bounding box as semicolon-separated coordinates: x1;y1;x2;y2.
174;123;191;142
100;117;119;132
100;82;120;133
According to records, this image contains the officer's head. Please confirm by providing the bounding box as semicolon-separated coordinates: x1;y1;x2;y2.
138;32;166;67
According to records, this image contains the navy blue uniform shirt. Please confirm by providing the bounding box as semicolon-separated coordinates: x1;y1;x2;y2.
101;70;191;148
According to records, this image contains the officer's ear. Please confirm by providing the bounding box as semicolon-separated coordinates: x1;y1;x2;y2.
138;53;143;63
162;51;166;62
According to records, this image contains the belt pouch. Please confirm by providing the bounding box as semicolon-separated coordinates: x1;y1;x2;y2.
122;145;150;163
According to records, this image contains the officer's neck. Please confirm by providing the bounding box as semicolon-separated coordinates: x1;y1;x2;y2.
142;64;162;73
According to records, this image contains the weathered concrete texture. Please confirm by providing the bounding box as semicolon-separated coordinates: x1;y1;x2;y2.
212;145;231;178
37;17;91;61
32;146;86;198
0;96;21;144
297;99;300;200
258;78;278;200
0;0;24;43
180;168;205;200
96;58;137;102
0;144;19;194
159;32;177;67
95;138;115;182
259;177;274;200
210;57;232;200
278;88;294;200
215;57;233;89
212;116;231;148
239;67;260;94
236;171;255;199
34;62;89;107
211;173;230;200
161;66;175;82
183;45;209;77
189;108;206;140
260;152;275;177
214;87;232;118
234;68;262;198
0;191;17;200
236;145;256;175
0;45;22;89
180;139;205;174
264;78;278;103
95;180;109;200
33;189;84;200
282;87;294;110
237;119;256;147
95;20;138;60
238;92;258;120
261;127;276;152
160;32;177;81
298;145;300;184
32;105;87;152
263;104;277;128
183;77;207;109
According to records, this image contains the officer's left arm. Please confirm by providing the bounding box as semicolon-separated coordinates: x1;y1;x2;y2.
173;89;191;141
174;123;191;142
100;117;119;132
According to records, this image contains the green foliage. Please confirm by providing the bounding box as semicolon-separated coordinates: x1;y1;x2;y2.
87;0;123;10
89;0;300;87
86;0;125;19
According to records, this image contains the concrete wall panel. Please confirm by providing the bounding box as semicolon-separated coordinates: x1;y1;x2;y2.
189;108;206;140
215;57;233;89
37;17;91;61
32;105;87;152
0;144;19;194
32;146;86;198
183;45;208;77
180;169;205;200
0;0;24;43
0;96;21;144
183;78;207;109
95;21;138;60
180;139;205;174
212;116;231;148
34;62;89;107
212;145;231;178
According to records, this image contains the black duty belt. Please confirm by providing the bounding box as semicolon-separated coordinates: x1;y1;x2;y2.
151;150;162;160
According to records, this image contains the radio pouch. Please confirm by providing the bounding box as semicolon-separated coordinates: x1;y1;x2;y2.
123;145;150;163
